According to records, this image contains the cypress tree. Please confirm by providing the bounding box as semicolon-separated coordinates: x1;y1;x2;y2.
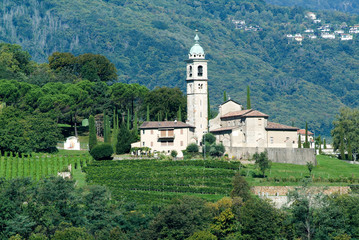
103;113;108;142
133;111;138;132
304;122;309;148
247;86;251;109
104;114;111;143
223;91;227;102
88;115;97;151
348;139;353;161
323;138;327;149
116;121;132;154
111;110;119;152
340;127;345;160
127;109;130;130
298;134;302;148
177;106;182;122
146;105;150;121
207;85;210;128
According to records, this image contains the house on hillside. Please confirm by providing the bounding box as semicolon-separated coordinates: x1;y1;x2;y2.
297;129;314;148
306;12;317;20
341;34;353;41
321;33;335;39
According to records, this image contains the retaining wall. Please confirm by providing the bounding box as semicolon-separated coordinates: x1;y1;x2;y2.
229;147;316;165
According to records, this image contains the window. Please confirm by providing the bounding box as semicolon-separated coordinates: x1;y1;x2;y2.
200;112;202;117
142;130;145;134
258;119;262;126
270;137;273;144
143;142;145;146
161;141;167;146
151;130;154;134
180;129;183;135
189;66;192;77
168;129;174;137
198;66;203;76
198;83;203;89
160;130;166;137
181;141;183;146
151;142;153;147
168;141;174;146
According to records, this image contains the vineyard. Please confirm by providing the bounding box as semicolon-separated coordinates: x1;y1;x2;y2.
0;151;91;181
84;160;241;207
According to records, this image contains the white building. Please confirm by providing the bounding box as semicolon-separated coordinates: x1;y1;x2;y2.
322;33;335;39
341;34;353;41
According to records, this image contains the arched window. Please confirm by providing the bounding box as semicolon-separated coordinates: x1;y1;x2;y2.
189;66;193;77
198;65;203;76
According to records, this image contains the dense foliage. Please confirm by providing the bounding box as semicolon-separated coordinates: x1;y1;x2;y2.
0;1;359;136
89;144;114;160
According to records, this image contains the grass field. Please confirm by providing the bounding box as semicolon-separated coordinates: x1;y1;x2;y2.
242;155;359;186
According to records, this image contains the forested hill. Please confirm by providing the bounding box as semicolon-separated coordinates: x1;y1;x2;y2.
266;0;359;14
1;0;359;136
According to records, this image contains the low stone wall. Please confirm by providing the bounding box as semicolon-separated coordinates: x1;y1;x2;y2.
228;147;316;165
251;186;351;196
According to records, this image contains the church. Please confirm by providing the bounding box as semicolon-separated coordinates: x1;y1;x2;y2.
138;33;315;164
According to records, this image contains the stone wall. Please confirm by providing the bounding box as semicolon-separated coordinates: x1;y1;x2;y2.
228;147;316;165
251;186;351;196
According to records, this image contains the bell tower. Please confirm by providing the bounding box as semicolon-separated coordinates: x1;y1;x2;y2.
186;32;208;144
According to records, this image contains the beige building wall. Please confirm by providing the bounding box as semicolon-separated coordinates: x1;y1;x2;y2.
267;130;297;148
140;128;194;154
243;117;268;147
220;101;243;116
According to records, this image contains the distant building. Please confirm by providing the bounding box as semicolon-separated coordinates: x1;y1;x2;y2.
341;34;353;41
334;30;344;34
313;19;322;24
294;34;304;43
297;129;314;148
305;29;314;33
306;12;317;20
321;33;335;39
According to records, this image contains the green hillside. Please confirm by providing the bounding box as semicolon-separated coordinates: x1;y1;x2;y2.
1;0;359;136
266;0;359;14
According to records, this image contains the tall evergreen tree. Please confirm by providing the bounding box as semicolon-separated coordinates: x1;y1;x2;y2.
103;113;111;143
146;105;150;121
133;111;138;132
111;109;119;152
247;86;251;109
116;121;132;154
298;134;302;148
207;85;210;130
177;106;182;122
304;122;309;148
223;91;227;102
348;139;353;161
127;109;130;130
88;115;97;151
323;138;327;149
340;126;345;160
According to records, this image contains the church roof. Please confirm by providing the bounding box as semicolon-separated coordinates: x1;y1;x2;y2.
140;121;195;129
221;109;268;119
266;122;299;131
189;34;204;55
210;126;237;133
221;99;242;106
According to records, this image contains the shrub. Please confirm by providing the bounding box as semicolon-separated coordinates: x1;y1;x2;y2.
186;143;199;153
90;143;114;160
209;144;225;157
171;150;178;158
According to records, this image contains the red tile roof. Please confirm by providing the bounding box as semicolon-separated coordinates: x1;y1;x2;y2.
297;129;314;135
221;109;268;119
140;121;194;129
266;122;299;131
210;126;237;133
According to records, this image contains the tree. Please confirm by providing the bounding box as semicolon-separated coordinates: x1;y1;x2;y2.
146;105;150;121
340;126;345;160
171;150;178;159
127;109;131;130
89;115;97;151
103;113;111;144
306;162;314;176
116;122;132;154
209;144;225;157
90;143;114;160
177;106;182;122
52;227;94;240
230;173;251;202
323;138;327;149
187;231;217;240
186;143;199;153
315;135;322;154
146;196;211;240
253;151;271;177
246;86;251;109
298;134;302;148
331;108;359;155
223;91;227;102
348;139;352;161
303;122;310;148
